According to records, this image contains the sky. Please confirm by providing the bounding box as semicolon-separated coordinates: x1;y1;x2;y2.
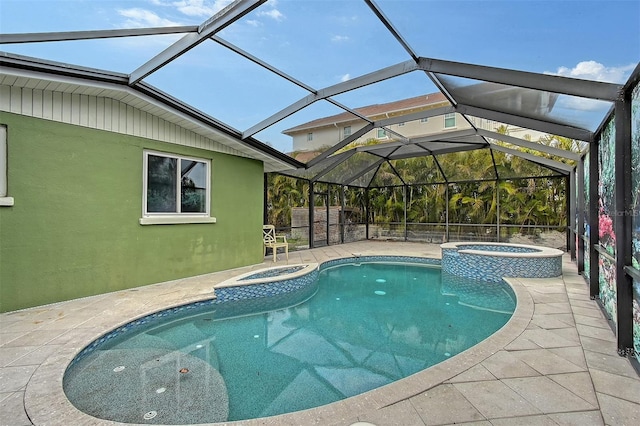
0;0;638;153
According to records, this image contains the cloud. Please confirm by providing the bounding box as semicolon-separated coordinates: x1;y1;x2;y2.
340;74;351;82
173;0;233;18
331;35;349;43
257;8;284;21
546;60;635;84
545;61;635;112
118;8;181;27
245;19;261;27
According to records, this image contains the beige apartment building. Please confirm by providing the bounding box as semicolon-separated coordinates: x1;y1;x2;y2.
283;92;549;154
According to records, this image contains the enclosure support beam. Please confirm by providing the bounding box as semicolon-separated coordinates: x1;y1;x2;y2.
568;173;575;258
577;157;585;273
588;131;599;298
263;173;268;225
340;186;346;244
365;188;370;240
404;185;408;241
614;96;633;356
496;181;501;242
445;184;450;242
326;194;330;247
309;181;315;249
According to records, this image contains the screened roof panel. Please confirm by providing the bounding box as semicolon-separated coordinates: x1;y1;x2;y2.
390;144;431;158
348;167;380;188
144;41;310;135
436;148;497;182
369;161;404;187
318;152;384;184
356;144;400;158
390;156;445;184
435;74;613;133
223;0;410;90
493;150;565;179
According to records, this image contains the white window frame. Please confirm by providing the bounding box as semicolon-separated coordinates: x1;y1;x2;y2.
0;125;13;207
444;113;456;129
377;128;387;139
343;126;351;138
140;150;215;225
307;132;313;141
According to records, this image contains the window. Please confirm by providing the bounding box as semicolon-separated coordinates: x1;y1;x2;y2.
141;151;214;225
0;125;12;207
398;122;405;127
307;132;313;141
420;117;428;123
343;126;351;138
377;128;387;138
444;113;456;128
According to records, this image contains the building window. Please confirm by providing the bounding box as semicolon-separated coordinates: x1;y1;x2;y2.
377;128;387;138
0;125;12;206
343;126;351;138
307;132;313;141
142;151;213;224
420;117;428;123
398;122;405;127
444;113;456;128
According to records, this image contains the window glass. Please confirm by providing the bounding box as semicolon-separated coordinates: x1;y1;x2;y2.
307;132;313;141
377;128;387;138
444;113;456;128
344;126;351;137
181;160;207;213
147;154;177;213
144;151;210;216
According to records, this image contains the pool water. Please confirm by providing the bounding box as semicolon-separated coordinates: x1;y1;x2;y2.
64;261;515;424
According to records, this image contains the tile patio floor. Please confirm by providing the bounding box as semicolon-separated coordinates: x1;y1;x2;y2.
1;241;639;425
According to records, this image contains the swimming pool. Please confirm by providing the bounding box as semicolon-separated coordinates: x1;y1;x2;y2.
63;257;515;424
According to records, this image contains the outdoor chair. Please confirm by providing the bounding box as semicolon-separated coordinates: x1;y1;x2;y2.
262;225;289;262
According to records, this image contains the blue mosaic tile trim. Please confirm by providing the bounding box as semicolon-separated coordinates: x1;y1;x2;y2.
442;248;562;282
453;244;539;253
320;255;441;271
238;265;306;281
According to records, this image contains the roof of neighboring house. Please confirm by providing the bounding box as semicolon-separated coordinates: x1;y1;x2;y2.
282;92;449;134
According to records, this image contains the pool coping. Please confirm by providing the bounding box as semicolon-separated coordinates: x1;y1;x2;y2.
23;254;534;426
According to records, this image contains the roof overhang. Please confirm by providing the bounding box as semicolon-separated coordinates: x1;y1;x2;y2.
0;52;303;173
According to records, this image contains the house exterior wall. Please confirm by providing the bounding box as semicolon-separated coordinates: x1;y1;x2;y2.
0;112;264;312
290;114;550;153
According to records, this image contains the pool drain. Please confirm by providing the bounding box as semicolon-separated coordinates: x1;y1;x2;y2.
143;411;157;420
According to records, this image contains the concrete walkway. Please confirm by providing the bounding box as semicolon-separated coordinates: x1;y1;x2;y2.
1;241;638;425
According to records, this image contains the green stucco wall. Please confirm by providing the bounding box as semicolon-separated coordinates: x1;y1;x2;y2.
0;112;265;312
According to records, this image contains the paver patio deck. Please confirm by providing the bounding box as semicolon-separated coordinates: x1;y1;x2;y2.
1;241;638;425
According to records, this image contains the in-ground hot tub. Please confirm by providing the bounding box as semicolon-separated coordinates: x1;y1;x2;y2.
441;242;563;282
